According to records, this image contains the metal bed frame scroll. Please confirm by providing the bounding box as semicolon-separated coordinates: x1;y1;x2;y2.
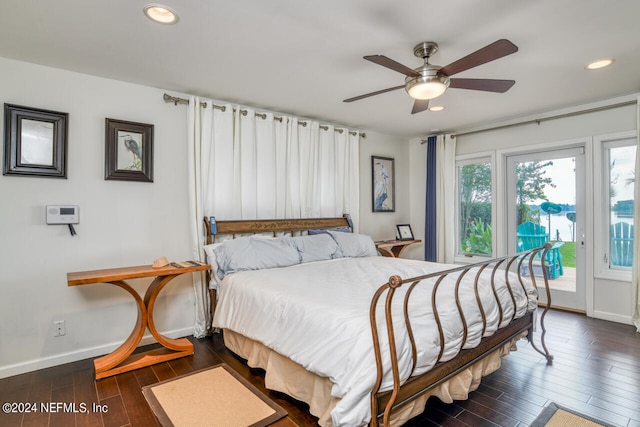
369;243;554;427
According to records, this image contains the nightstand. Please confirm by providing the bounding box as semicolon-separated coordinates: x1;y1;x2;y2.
375;239;422;258
68;262;210;379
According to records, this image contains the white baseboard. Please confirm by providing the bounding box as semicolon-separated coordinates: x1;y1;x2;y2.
0;327;194;380
592;310;633;325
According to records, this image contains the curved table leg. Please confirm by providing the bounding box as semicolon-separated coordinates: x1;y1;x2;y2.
144;275;194;352
377;247;395;257
93;280;147;377
93;275;194;379
394;245;411;258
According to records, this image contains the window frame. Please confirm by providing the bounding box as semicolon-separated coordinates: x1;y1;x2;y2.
455;153;496;262
594;132;636;281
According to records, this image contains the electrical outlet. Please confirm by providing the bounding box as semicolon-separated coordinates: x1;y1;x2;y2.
54;320;66;337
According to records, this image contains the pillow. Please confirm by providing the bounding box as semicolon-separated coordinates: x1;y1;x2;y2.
292;234;342;263
213;236;301;279
327;231;378;258
308;227;352;235
202;243;222;289
204;234;277;286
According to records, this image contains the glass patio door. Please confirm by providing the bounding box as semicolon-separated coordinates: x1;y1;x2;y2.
506;147;586;311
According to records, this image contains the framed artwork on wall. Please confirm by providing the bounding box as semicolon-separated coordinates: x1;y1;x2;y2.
372;155;395;212
105;118;154;182
3;104;68;178
396;224;414;241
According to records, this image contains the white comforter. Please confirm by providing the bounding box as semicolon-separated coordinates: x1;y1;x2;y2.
213;256;537;426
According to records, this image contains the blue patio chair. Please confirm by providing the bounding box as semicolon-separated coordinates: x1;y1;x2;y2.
517;221;564;279
610;222;634;267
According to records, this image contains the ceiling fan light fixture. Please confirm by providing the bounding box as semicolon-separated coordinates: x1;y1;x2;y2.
143;4;179;24
406;75;449;100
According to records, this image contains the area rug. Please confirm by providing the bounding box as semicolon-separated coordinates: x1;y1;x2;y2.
531;402;615;427
142;363;287;427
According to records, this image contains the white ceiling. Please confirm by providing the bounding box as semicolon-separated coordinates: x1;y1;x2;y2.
1;1;639;138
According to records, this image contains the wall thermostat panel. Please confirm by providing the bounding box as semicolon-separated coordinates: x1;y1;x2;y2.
46;205;79;224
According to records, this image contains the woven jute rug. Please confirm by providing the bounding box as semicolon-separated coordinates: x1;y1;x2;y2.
531;402;615;427
142;363;287;427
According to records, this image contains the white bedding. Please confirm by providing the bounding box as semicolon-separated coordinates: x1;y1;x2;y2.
212;256;537;427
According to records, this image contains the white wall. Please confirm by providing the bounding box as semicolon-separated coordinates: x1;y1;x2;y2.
358;131;412;241
0;58;195;378
0;57;408;378
406;137;427;260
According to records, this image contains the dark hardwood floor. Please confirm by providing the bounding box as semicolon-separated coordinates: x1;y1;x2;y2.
1;309;639;426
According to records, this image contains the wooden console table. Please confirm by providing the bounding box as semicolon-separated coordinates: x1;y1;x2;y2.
67;262;210;380
375;240;422;258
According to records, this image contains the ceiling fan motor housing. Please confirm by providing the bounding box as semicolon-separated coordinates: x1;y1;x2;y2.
404;42;450;100
405;64;450;99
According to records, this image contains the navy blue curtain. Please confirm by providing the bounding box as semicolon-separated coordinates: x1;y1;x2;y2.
425;136;437;261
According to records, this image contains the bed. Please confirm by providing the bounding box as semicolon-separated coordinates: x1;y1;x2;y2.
202;215;554;427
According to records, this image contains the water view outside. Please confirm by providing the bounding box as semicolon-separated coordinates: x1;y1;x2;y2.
543;211;633;243
543;213;575;242
608;144;636;268
526;157;576;243
523;151;635;270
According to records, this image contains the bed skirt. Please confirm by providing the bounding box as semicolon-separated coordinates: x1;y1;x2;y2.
223;329;526;426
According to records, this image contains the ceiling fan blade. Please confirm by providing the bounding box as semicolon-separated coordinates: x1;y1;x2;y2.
411;99;429;114
439;39;518;77
364;55;421;78
343;85;405;103
449;78;515;93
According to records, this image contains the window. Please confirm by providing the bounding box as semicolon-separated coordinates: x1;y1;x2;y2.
605;142;636;270
457;158;493;257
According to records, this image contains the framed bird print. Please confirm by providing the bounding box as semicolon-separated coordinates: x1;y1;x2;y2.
105;118;153;182
372;155;395;212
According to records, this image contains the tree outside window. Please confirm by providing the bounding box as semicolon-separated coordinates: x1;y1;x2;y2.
458;159;558;256
515;160;555;226
458;162;492;255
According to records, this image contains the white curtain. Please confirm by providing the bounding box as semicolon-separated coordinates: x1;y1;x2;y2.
436;134;457;263
633;97;640;333
186;98;209;339
187;97;360;336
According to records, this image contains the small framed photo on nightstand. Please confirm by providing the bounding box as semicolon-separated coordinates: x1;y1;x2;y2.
396;224;414;241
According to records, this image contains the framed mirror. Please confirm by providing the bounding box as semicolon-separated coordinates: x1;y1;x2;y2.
3;104;68;178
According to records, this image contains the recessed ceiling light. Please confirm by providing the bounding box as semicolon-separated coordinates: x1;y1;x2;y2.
143;4;179;24
585;58;614;70
429;105;445;112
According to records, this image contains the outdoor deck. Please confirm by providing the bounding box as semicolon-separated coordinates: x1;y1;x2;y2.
547;266;576;292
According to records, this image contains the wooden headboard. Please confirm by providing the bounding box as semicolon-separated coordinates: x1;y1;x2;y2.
203;214;353;244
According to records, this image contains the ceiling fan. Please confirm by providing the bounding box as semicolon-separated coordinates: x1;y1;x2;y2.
343;39;518;114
